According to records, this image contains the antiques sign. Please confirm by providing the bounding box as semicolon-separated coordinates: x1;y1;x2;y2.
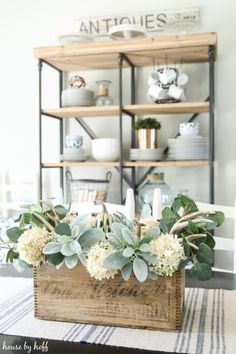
74;8;199;36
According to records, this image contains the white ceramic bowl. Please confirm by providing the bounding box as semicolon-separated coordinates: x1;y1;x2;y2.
179;123;199;137
91;138;119;162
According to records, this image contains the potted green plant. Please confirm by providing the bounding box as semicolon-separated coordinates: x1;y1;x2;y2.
134;117;161;149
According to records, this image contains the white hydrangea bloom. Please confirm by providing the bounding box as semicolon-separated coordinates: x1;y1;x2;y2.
86;241;118;281
150;234;185;277
18;227;52;267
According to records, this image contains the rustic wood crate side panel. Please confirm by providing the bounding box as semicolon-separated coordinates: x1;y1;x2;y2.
34;265;184;330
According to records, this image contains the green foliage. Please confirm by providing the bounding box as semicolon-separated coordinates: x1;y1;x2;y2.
104;251;129;269
43;242;62;255
79;229;105;248
196;243;214;266
0;193;225;283
104;223;159;282
55;205;68;219
6;249;18;263
160;194;225;281
112;212;134;232
46;253;64;266
6;227;23;243
190;262;212;281
133;258;148;282
121;262;132;281
65;255;79;269
134;118;161;130
55;223;71;236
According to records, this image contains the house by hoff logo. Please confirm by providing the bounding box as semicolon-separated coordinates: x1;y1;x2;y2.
2;340;49;353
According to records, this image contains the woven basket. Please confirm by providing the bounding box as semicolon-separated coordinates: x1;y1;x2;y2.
66;171;112;203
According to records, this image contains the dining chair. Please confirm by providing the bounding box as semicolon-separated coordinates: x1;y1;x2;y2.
196;200;236;273
0;171;39;218
70;188;135;220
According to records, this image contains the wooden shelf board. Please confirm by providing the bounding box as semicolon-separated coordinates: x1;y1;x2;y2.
42;160;209;168
125;160;209;167
34;32;217;71
43;161;120;167
125;102;209;115
42;106;119;118
42;102;209;119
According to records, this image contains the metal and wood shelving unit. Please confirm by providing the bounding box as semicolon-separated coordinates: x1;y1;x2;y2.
34;32;216;204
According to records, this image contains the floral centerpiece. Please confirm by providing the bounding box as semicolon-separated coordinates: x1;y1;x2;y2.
0;195;224;282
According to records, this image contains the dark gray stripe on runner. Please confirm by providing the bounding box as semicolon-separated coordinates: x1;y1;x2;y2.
0;287;31;311
181;288;200;353
216;289;220;354
210;289;216;354
93;326;108;343
1;303;33;332
71;324;87;341
81;324;97;342
195;288;209;354
104;327;116;344
63;324;81;341
99;326;114;344
0;293;32;320
221;290;226;354
174;287;195;352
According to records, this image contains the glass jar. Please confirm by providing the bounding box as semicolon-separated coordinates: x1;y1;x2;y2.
95;80;113;106
138;173;174;210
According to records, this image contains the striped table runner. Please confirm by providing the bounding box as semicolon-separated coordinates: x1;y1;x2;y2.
0;276;236;354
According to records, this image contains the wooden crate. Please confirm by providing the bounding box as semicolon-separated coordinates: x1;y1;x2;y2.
34;265;185;331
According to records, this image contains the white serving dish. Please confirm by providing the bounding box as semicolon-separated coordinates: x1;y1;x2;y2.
91;138;119;162
57;33;94;45
64;147;86;155
109;24;146;40
60;154;89;162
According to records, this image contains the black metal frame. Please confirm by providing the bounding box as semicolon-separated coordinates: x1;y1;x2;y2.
38;60;64;201
38;45;215;204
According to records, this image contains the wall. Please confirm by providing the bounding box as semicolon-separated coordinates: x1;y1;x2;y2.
0;0;235;206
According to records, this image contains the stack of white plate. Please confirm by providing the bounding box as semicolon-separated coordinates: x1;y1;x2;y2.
167;136;209;160
60;148;89;162
130;148;165;161
62;88;94;107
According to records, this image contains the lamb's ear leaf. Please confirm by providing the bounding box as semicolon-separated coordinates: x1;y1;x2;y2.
139;243;151;252
122;247;134;258
104;251;129;269
122;228;135;246
43;242;62;255
65;255;78;269
121;262;132;281
133;258;148;282
79;229;105;248
61;242;75;256
139;228;160;245
111;223;126;239
107;233;124;248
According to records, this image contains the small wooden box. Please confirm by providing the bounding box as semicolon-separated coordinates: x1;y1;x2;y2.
34;265;185;331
